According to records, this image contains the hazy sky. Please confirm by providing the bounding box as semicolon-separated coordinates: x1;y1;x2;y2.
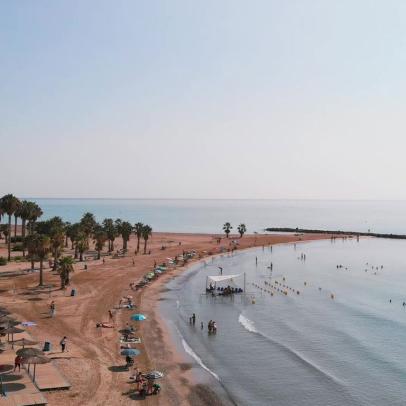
1;1;406;199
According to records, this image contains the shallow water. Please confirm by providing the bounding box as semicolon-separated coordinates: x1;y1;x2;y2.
160;238;406;406
30;198;406;234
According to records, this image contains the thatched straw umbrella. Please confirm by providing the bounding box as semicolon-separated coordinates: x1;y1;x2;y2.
16;348;44;374
12;338;38;349
20;354;50;382
1;326;24;346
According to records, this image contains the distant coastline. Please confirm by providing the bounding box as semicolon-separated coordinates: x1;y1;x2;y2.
265;227;406;240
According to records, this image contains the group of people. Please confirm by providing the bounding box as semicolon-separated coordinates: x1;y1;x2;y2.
207;320;217;334
206;284;243;296
131;369;161;396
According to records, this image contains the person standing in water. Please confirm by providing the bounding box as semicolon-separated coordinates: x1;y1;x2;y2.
192;313;196;325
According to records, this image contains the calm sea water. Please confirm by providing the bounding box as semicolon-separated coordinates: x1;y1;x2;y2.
161;238;406;406
30;199;406;234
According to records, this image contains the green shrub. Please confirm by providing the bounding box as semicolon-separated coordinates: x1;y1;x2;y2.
11;236;24;243
12;243;24;252
11;256;23;262
0;257;7;266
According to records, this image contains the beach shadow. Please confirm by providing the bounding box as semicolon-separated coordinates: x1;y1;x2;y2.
124;389;147;400
27;297;43;301
3;383;26;392
0;374;23;382
109;365;128;373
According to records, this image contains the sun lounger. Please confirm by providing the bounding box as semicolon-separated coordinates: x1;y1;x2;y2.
120;337;141;344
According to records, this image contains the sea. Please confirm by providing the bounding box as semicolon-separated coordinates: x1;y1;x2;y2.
29;198;406;234
161;238;406;406
29;198;406;405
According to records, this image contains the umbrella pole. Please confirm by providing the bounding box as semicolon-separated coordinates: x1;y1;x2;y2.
33;364;36;382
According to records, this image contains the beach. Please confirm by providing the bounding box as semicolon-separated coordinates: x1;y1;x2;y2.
0;231;331;405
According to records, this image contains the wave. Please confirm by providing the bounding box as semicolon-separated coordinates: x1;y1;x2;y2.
181;337;220;381
238;314;346;388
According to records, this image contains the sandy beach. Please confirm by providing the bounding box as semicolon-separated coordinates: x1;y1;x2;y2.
0;231;333;405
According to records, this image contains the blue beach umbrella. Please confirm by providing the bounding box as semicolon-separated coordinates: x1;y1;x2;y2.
131;314;147;321
120;348;140;356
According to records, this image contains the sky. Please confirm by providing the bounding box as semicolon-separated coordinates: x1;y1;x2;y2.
1;0;406;199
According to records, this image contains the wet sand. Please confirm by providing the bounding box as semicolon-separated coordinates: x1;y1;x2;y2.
0;232;333;405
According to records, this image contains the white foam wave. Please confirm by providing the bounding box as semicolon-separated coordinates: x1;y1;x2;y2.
181;338;220;381
238;314;258;333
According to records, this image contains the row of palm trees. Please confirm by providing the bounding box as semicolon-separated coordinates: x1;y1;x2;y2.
223;222;247;238
0;194;153;288
0;194;43;260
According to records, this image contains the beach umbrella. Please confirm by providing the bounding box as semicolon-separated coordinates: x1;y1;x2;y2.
131;314;146;321
16;347;44;357
120;348;140;357
20;354;50;382
2;326;24;345
0;364;14;396
12;338;39;349
0;315;20;324
143;370;164;380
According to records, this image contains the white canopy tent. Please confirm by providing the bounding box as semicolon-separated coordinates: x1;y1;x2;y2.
206;273;246;292
208;274;241;283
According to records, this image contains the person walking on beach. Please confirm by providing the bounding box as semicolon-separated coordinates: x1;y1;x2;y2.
218;267;223;275
108;309;114;322
255;257;258;266
14;355;22;372
49;301;56;318
192;313;196;325
60;336;67;352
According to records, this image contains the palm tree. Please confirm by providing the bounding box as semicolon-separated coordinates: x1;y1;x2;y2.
1;194;21;260
19;201;33;256
64;222;71;247
117;221;133;250
223;222;232;239
13;199;22;238
66;222;80;252
26;234;50;286
27;203;43;235
46;217;65;271
237;224;247;238
142;225;152;254
102;218;117;252
76;232;89;262
93;227;107;259
25;234;38;271
133;222;144;254
80;212;97;238
58;256;75;289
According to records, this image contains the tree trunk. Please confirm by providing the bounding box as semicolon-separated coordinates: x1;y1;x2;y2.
65;235;68;248
8;215;11;261
61;275;65;290
97;250;101;260
39;259;44;286
22;219;26;257
53;252;58;271
143;239;147;254
80;252;83;261
14;215;18;238
31;258;35;271
74;245;78;259
123;239;127;250
137;237;140;253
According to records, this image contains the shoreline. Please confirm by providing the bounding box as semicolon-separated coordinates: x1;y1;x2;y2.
0;231;338;405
